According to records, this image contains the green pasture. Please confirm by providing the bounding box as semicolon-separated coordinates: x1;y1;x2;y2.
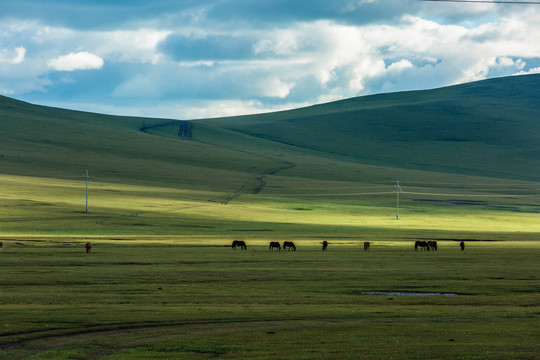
1;170;539;360
1;76;540;358
1;172;539;359
1;173;539;238
1;240;539;359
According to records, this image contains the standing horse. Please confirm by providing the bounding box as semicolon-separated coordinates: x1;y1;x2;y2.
460;241;465;251
415;241;427;251
322;240;328;251
283;241;296;251
269;242;281;251
427;241;438;251
232;240;247;250
85;242;92;253
0;241;3;250
364;242;370;251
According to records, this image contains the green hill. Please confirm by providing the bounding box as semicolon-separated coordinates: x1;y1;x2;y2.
1;74;539;238
2;74;539;188
199;74;540;180
2;75;539;360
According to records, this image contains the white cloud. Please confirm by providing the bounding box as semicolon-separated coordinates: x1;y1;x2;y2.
0;88;15;95
387;60;413;73
95;29;170;64
0;46;26;64
47;51;104;71
514;67;540;76
1;2;540;118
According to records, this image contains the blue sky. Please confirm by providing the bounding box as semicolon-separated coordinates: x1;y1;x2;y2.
1;0;540;119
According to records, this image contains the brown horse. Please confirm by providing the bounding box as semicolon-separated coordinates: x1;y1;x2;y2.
283;241;296;251
232;240;247;250
322;240;328;251
364;242;370;251
0;241;3;250
415;241;427;251
427;241;438;251
269;241;281;251
460;241;465;251
85;242;92;253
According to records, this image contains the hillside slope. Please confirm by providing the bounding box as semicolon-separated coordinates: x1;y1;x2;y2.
1;74;539;188
200;75;540;180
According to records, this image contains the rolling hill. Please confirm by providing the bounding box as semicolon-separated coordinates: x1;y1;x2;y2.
2;74;539;189
1;74;540;238
2;76;540;360
199;74;540;180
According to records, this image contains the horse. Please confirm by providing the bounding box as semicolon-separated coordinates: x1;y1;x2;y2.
427;241;438;251
364;241;370;251
460;241;465;251
85;242;92;253
0;241;3;250
269;241;281;251
322;240;328;251
415;241;428;251
283;241;296;251
232;240;247;250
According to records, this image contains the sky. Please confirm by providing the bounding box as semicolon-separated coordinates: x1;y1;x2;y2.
1;0;540;120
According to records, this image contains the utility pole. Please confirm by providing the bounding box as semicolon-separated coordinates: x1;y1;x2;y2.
394;180;402;220
84;170;89;213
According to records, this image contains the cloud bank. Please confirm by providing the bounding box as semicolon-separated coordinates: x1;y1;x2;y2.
1;0;539;118
48;52;104;71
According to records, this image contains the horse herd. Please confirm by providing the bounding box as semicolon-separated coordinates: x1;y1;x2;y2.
232;240;372;251
231;240;465;252
0;239;467;253
414;240;465;252
82;239;464;252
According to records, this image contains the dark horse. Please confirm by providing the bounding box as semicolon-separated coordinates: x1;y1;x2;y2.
269;241;281;251
283;241;296;251
0;241;3;250
232;240;247;250
427;241;438;251
460;241;465;251
364;241;370;251
415;241;428;251
322;240;328;251
85;242;92;253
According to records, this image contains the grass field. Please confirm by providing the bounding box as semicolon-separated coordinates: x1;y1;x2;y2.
1;75;540;358
1;240;539;359
1;173;539;359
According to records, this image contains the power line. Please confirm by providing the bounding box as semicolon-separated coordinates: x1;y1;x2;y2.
422;0;540;4
394;180;403;220
402;191;536;197
262;191;395;197
84;170;91;213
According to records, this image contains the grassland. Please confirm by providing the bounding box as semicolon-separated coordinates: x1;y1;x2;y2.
1;75;539;358
1;240;539;359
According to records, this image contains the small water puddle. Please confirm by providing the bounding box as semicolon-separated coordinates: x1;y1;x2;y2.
361;291;457;296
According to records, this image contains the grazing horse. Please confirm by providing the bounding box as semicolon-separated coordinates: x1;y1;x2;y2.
415;241;428;251
322;240;328;251
85;242;92;253
460;241;465;251
427;241;438;251
269;241;281;251
232;240;247;250
364;241;370;251
283;241;296;251
0;241;3;250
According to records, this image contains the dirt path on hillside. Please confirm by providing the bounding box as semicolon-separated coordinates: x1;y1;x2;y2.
209;160;295;205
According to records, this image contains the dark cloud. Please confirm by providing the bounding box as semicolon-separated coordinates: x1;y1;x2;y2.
206;0;421;25
0;0;202;30
159;34;257;61
0;0;421;30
